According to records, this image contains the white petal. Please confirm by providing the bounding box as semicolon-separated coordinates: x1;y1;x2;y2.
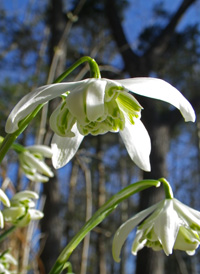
186;250;196;256
86;79;106;121
116;78;196;122
173;198;200;228
26;172;50;183
4;253;17;265
5;80;90;133
27;145;53;158
28;209;44;220
154;199;179;255
3;207;26;222
119;118;151;171
132;229;147;255
12;190;39;201
21;152;53;177
0;189;10;207
0;211;4;229
66;79;106;123
112;202;159;262
51;123;84;169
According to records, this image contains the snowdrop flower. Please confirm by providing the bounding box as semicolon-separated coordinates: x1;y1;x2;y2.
5;78;195;171
0;250;17;274
3;190;43;227
112;197;200;262
19;145;54;182
0;189;10;229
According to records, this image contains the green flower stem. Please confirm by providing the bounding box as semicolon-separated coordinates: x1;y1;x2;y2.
0;226;16;243
0;104;43;164
159;177;174;199
54;56;101;83
49;180;160;274
0;136;27;154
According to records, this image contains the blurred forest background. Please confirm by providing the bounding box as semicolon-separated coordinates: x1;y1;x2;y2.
0;0;200;273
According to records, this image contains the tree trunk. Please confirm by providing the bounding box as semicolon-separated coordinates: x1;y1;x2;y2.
40;0;66;272
135;124;170;274
96;136;107;274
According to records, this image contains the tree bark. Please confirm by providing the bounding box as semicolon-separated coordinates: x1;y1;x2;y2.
135;124;170;274
96;136;107;274
40;0;66;272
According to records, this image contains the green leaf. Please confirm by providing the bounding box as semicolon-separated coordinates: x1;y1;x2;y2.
49;179;160;274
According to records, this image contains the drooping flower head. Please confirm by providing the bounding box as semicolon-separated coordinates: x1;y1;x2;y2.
5;78;195;171
112;180;200;262
3;190;43;227
18;145;54;182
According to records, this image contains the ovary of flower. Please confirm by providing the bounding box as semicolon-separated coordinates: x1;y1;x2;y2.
0;189;10;229
19;145;54;183
2;190;43;227
112;198;200;262
5;78;196;171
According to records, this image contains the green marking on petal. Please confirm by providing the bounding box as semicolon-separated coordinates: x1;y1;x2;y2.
117;92;142;112
105;86;124;102
190;223;200;231
50;101;76;137
116;92;142;125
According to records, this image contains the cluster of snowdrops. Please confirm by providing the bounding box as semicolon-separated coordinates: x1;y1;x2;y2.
0;57;199;274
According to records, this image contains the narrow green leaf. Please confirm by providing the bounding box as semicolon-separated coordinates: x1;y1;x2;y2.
49;179;160;274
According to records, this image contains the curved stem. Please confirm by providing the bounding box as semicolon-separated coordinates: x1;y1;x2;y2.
158;177;173;199
0;104;43;164
49;179;160;274
54;56;101;83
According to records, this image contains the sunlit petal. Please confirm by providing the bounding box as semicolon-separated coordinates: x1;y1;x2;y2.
0;189;10;207
154;199;179;255
86;79;106;121
28;209;44;220
3;253;17;265
20;151;53;177
174;226;199;253
5;80;89;133
51;123;84;169
25;173;50;183
112;202;159;262
27;145;53;158
173;199;200;228
132;229;147;255
0;211;4;229
116;78;195;122
119;118;151;171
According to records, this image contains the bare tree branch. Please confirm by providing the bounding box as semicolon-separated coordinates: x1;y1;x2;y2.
105;0;197;76
145;0;197;60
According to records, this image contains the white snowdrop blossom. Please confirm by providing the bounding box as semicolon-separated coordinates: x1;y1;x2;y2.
112;198;200;262
0;189;10;229
0;250;17;274
5;78;195;171
3;190;43;227
19;145;54;182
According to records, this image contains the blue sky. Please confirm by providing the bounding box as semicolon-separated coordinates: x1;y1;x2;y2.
123;0;200;49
